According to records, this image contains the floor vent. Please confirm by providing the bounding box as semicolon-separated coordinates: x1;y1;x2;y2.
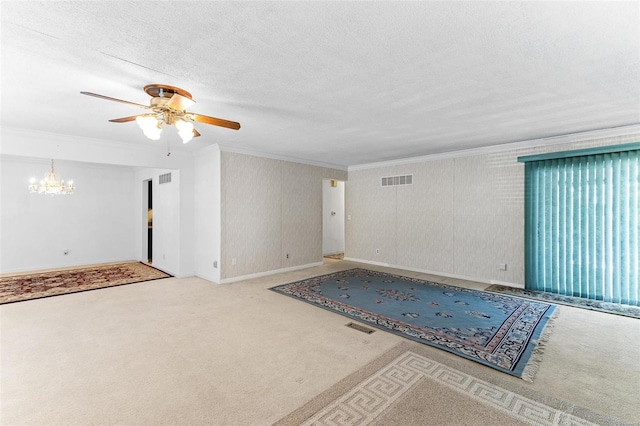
381;174;413;187
345;322;376;334
159;173;172;184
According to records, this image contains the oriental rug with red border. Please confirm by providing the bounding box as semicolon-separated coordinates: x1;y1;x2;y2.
0;261;171;304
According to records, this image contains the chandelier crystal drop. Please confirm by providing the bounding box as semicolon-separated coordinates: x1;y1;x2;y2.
29;160;75;195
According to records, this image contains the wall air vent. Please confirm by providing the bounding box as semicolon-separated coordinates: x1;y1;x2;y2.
381;174;413;187
159;173;172;184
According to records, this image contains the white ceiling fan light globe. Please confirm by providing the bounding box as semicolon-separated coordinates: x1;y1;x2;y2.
175;119;194;144
135;115;156;131
136;115;162;140
141;126;162;140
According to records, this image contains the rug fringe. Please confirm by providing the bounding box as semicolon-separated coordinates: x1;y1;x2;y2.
521;309;559;383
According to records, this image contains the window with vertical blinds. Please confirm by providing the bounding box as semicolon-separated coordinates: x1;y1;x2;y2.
519;143;640;306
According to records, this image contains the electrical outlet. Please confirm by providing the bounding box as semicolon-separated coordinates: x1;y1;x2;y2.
232;258;237;266
499;263;507;271
213;261;217;268
286;253;289;259
375;249;380;255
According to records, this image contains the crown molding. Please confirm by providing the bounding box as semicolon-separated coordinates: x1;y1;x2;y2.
347;124;640;171
0;126;151;150
216;143;348;171
5;124;639;173
0;126;193;168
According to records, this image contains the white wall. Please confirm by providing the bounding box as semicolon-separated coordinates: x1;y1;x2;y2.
346;132;640;286
0;156;136;273
178;164;195;277
194;145;221;283
2;127;198;277
322;179;345;255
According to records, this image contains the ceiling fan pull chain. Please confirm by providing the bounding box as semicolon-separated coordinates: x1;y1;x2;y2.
166;138;171;156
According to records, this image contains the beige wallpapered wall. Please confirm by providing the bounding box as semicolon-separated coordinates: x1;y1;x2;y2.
221;152;347;280
346;133;640;286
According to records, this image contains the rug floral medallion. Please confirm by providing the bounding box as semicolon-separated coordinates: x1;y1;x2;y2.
0;262;171;304
271;268;557;381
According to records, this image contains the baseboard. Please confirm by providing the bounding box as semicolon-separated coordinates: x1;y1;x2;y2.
220;262;324;284
343;257;522;288
343;257;390;268
0;259;140;277
489;279;524;288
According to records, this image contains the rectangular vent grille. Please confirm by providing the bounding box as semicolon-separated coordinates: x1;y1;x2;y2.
159;173;172;184
345;322;376;334
381;174;413;187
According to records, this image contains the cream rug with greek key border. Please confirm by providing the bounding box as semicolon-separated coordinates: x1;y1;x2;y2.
276;340;623;426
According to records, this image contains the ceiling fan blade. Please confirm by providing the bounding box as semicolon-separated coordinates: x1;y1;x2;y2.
193;128;201;137
167;93;196;111
191;113;241;130
81;91;150;109
109;115;142;123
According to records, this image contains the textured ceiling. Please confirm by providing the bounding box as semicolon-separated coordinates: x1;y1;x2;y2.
1;1;639;167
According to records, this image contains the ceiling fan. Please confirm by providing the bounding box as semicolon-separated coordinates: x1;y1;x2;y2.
81;84;240;144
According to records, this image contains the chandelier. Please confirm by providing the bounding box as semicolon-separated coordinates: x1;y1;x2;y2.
29;160;75;195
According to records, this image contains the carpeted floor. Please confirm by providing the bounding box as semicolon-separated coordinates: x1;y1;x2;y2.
0;261;171;304
1;260;638;425
271;268;556;381
486;284;640;319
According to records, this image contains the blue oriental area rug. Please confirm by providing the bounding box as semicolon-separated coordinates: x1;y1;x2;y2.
271;269;557;381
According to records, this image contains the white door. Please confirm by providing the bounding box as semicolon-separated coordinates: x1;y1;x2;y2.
322;179;345;255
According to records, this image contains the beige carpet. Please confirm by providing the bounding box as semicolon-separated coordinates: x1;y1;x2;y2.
1;260;638;425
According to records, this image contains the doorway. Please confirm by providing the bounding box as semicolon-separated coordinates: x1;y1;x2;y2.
144;179;153;264
322;179;345;260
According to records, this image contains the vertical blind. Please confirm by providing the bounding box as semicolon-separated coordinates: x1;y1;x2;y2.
519;143;640;306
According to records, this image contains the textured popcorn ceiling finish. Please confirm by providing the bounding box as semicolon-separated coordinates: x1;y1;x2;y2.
1;1;638;167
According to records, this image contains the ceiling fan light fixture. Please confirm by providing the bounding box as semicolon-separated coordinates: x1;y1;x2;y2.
81;85;240;146
175;118;194;144
136;115;162;140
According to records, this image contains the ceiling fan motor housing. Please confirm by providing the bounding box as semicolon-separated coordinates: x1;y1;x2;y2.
143;84;193;100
